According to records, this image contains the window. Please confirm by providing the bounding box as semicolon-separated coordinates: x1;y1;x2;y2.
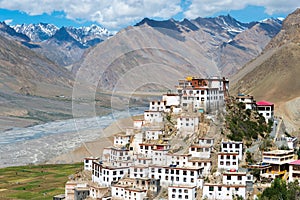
227;176;231;180
184;189;188;193
238;176;242;180
209;186;214;191
218;187;222;191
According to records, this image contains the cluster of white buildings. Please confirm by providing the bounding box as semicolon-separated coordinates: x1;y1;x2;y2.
60;77;299;200
203;171;253;200
202;139;253;200
60;76;233;200
176;76;229;113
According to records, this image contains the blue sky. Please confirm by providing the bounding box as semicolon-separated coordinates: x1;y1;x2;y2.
0;0;299;31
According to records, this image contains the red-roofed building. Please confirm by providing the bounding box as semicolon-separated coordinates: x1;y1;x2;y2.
289;160;300;182
256;101;274;106
256;101;274;123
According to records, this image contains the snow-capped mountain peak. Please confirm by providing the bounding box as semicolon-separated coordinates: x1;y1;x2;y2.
80;24;111;36
13;23;58;42
12;23;113;46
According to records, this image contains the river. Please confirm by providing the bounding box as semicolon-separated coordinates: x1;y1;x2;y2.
0;107;145;168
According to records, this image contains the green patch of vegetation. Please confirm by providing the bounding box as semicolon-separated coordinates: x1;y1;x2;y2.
225;99;271;142
258;178;300;200
0;163;82;200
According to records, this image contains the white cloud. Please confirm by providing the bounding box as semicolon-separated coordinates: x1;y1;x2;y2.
0;0;181;30
0;0;298;30
4;19;13;25
184;0;300;19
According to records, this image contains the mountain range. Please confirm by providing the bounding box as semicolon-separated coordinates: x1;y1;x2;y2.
74;15;282;92
1;15;282;70
0;22;112;66
3;11;300;131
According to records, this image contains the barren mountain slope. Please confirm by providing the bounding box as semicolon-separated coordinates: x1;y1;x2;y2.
74;17;281;93
230;8;300;132
73;25;215;92
0;34;75;130
218;19;282;75
0;35;73;93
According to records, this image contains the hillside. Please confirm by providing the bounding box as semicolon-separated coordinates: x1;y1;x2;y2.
0;34;75;130
73;16;281;92
0;34;73;94
230;8;300;132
